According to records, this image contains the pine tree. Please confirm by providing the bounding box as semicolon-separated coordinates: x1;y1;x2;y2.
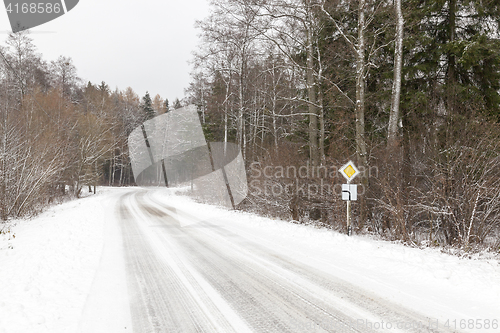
141;91;156;120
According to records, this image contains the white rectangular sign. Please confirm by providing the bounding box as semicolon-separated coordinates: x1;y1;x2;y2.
342;184;357;201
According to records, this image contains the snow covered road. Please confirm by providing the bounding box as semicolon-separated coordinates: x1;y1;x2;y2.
113;190;442;332
1;187;499;332
80;188;497;333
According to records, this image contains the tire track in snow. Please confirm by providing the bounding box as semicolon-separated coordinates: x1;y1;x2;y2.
119;191;230;333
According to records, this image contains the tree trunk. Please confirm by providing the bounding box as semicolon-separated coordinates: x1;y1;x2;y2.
446;0;457;117
118;155;124;186
108;156;113;186
307;26;319;166
319;88;326;165
272;110;278;157
388;0;403;147
223;71;231;155
238;63;245;151
111;152;117;187
355;0;369;227
355;0;368;168
271;68;279;157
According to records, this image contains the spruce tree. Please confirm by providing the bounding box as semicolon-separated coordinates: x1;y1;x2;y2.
404;0;500;119
141;91;156;120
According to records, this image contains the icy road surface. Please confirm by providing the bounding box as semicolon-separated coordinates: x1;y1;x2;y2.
1;187;499;332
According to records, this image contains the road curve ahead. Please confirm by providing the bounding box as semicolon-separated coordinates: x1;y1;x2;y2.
85;188;459;333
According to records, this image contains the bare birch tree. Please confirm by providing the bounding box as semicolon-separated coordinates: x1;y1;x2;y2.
387;0;403;147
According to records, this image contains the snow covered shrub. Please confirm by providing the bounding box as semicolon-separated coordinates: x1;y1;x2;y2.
417;132;500;249
370;122;500;251
240;142;345;230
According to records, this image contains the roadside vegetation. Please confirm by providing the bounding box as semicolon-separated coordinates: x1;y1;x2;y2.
186;0;500;253
2;0;500;253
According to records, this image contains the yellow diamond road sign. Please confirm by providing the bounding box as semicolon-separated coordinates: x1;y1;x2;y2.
340;161;360;182
344;165;356;178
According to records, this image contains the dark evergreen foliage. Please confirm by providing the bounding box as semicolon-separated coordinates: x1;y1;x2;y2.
141;91;156;120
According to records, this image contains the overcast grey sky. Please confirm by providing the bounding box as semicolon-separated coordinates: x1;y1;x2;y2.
0;0;210;103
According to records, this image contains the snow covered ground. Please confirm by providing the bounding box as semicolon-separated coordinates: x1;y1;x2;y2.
0;187;498;333
0;187;136;333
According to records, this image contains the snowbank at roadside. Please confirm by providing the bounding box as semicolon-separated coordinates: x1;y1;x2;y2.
0;187;126;333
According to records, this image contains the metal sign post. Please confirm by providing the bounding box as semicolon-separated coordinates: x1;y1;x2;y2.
339;161;360;236
346;200;352;236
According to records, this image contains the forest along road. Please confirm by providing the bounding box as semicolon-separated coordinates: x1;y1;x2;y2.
79;188;459;333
